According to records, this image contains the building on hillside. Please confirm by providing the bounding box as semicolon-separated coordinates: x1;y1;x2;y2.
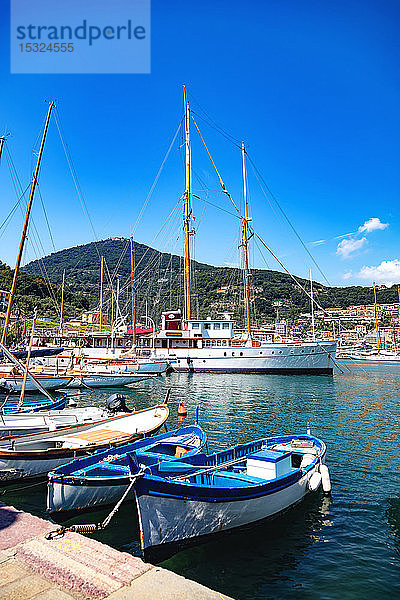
81;311;107;325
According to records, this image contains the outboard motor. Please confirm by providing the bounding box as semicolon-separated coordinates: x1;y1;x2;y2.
0;379;11;394
106;393;132;414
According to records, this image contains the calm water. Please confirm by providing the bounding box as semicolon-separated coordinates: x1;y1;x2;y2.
3;362;400;600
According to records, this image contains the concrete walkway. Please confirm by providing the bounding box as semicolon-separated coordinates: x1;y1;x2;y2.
0;503;234;600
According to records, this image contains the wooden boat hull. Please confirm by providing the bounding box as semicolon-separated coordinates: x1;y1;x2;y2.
47;425;207;513
134;435;326;558
0;404;169;480
136;470;311;559
0;376;72;393
0;396;67;415
129;361;169;375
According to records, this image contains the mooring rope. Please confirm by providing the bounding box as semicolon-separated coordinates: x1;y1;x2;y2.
45;470;143;540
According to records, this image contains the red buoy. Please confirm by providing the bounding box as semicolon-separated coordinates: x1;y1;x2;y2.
178;401;187;421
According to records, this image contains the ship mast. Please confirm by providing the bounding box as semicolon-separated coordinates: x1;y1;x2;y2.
130;235;136;347
241;142;252;340
373;281;380;352
99;256;104;332
1;101;55;345
183;86;192;322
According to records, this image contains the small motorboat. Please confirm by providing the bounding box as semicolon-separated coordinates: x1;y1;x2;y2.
0;393;132;438
131;433;331;560
47;424;207;513
0;399;169;481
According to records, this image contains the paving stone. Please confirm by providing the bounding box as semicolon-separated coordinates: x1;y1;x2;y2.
0;573;52;600
0;559;31;587
107;567;235;600
31;588;77;600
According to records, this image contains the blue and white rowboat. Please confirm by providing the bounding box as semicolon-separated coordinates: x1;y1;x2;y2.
132;434;330;560
47;424;207;513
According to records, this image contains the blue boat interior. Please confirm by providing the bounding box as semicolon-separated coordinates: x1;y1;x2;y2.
150;434;325;488
51;425;207;479
53;432;324;491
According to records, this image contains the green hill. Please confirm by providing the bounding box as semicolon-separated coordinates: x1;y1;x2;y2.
21;238;400;326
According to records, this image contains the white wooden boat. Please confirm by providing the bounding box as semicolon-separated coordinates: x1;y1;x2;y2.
132;433;330;560
0;392;132;438
0;402;169;481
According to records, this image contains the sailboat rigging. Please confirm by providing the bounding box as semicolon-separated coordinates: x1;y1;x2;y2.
134;87;338;373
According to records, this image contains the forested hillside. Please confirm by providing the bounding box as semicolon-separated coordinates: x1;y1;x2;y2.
21;238;400;326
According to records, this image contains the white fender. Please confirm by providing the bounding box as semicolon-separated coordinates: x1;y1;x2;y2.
300;453;315;469
308;471;322;491
320;464;331;494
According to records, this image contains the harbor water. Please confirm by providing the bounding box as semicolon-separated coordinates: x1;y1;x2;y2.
3;363;400;600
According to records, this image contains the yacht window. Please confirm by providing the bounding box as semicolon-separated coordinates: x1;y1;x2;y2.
232;352;235;356
192;323;199;329
224;352;227;356
213;323;221;329
211;340;217;346
240;352;243;356
271;351;274;354
222;340;227;346
222;323;230;329
217;340;222;346
204;323;211;330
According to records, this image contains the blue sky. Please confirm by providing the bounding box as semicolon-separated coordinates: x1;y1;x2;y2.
0;0;399;287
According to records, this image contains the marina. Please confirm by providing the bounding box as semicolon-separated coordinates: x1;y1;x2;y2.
1;365;399;599
0;2;399;596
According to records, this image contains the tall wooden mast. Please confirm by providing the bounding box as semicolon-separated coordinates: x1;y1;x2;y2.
130;235;136;347
99;256;104;332
241;142;252;339
1;101;55;345
183;86;192;322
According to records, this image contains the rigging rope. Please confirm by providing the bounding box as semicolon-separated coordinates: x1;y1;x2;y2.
246;153;331;286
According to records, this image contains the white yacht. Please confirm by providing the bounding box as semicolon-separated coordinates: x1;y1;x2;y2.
137;311;336;374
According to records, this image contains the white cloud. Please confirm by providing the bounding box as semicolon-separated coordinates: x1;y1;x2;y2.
336;237;368;259
358;217;388;233
310;239;325;246
343;271;353;280
356;259;400;287
334;232;357;240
